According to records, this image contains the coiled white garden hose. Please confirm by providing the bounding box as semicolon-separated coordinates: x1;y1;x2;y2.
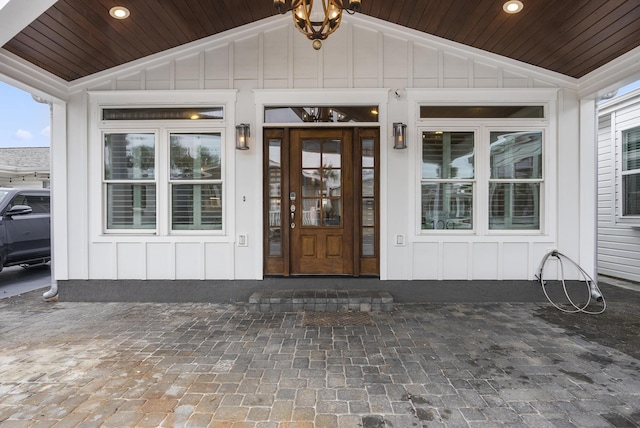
536;250;606;314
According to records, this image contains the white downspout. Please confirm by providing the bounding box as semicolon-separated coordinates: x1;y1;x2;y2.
32;95;57;301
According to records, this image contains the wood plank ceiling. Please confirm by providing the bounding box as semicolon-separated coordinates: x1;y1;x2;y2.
3;0;640;82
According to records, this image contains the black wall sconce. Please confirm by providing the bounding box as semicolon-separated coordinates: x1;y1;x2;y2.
236;123;250;150
393;122;407;149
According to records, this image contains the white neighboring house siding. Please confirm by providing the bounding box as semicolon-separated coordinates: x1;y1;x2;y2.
59;14;585;282
598;89;640;282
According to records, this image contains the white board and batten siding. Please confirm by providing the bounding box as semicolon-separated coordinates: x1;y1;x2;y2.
54;14;589;282
598;89;640;283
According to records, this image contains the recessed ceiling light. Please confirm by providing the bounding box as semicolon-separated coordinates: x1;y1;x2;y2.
503;1;524;14
109;6;130;19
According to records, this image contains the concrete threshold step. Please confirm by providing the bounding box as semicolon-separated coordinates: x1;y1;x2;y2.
248;289;393;313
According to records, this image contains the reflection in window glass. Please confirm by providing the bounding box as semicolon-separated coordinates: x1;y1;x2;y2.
420;105;544;119
104;133;156;230
268;138;282;256
489;183;540;230
490;131;542;179
361;137;376;258
489;131;542;230
170;133;221;180
421;183;473;230
422;132;474;179
421;131;474;230
302;139;342;227
172;184;222;230
170;133;223;231
104;133;155;180
107;183;156;229
622;127;640;216
264;106;379;123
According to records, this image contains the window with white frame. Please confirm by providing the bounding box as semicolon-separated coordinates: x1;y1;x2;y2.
419;128;544;232
101;107;226;234
622;126;640;216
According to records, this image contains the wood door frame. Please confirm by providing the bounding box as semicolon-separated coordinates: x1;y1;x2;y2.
263;127;380;277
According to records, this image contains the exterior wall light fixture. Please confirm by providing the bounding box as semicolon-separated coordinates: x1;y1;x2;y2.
236;124;250;150
393;122;407;149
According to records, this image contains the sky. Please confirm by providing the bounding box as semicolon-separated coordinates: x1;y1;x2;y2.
0;81;51;148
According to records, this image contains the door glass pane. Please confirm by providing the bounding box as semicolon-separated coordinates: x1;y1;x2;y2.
170;133;222;180
362;228;374;256
362;198;375;226
269;169;281;197
322;199;341;226
302;174;321;197
269;198;281;226
362;139;374;167
268;228;281;256
269;139;282;167
268;138;282;256
302;140;321;168
302;199;320;226
362;170;374;197
322;140;341;167
322;170;341;197
490;131;542;179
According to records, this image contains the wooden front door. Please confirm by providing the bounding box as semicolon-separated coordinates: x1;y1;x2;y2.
264;128;379;276
289;129;354;274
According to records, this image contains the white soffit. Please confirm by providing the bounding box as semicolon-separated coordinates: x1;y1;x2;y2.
0;0;57;46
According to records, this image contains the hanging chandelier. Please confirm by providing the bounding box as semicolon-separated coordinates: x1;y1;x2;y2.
274;0;361;50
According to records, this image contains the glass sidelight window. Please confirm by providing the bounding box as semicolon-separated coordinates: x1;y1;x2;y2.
267;138;283;256
361;138;376;255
